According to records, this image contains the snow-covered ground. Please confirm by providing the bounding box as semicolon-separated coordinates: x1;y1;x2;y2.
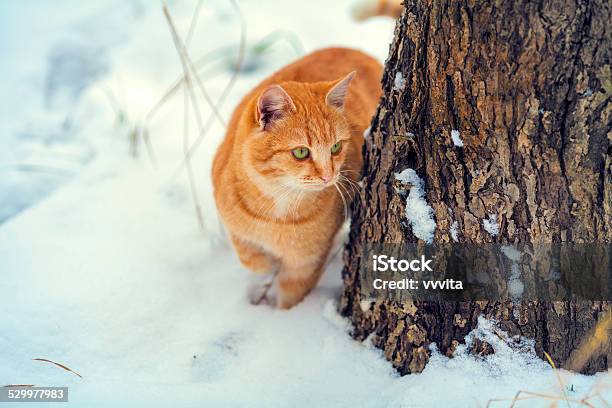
0;1;610;406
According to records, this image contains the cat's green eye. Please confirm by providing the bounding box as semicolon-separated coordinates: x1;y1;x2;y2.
292;147;310;160
331;141;342;155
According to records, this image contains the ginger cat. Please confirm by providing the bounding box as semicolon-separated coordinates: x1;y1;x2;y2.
212;47;382;309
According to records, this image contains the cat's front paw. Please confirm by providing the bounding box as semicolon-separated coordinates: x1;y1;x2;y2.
247;274;277;306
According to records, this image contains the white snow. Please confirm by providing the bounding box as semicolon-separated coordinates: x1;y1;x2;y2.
483;213;500;236
501;245;525;306
450;220;459;242
387;317;610;407
501;245;522;262
393;71;405;91
395;168;436;243
451;129;463;147
363;126;371;139
359;299;374;312
1;1;610;407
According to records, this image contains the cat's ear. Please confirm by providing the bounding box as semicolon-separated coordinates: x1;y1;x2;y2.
256;85;296;131
326;71;356;110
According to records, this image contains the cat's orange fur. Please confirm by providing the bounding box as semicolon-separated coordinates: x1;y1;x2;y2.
212;47;382;309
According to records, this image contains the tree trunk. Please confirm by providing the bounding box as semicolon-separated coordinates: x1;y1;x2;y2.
339;0;611;375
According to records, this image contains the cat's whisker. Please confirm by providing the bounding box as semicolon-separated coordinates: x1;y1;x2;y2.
337;175;359;197
338;170;361;182
335;179;355;213
338;171;362;188
339;171;362;185
338;174;361;196
338;180;352;201
333;183;349;221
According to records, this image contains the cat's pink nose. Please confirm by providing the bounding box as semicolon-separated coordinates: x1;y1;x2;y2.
321;175;333;184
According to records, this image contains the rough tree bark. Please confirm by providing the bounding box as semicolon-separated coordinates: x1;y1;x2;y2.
340;0;611;374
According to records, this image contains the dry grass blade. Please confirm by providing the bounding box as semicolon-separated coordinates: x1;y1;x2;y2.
486;390;596;408
32;358;82;378
484;312;612;407
579;375;612;407
162;2;208;233
161;3;225;129
183;84;205;232
185;0;203;46
172;0;247;177
3;385;35;388
543;351;571;408
178;1;227;128
143;46;231;127
589;392;612;408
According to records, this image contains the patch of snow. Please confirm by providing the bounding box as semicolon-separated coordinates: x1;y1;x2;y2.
359;299;374;312
500;245;521;262
363;126;371;139
508;277;525;300
502;246;524;308
0;0;142;224
464;317;536;356
387;316;610;407
1;1;610;407
323;300;353;332
451;129;463;147
395;168;436;243
393;71;405;91
483;213;500;236
450;221;459;242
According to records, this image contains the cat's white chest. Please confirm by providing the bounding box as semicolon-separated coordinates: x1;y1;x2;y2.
272;192;300;218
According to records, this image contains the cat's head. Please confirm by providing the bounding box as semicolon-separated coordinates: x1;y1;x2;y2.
244;72;355;193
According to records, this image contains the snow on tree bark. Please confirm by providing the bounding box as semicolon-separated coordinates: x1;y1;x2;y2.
340;0;611;375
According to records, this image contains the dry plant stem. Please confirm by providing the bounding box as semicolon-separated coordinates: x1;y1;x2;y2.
486;390;597;408
32;358;82;378
146;0;247;178
183;0;207;231
141;128;158;168
184;85;206;232
102;79;159;167
184;51;226;128
145;1;226;172
145;27;299;134
3;385;35;388
144;47;233;127
163;3;207;232
172;0;246;178
591;393;612;407
544;351;571;408
185;0;203;46
511;391;596;408
101;85;122;119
